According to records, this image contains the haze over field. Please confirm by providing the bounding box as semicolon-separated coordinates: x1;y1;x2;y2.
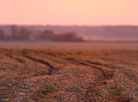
0;25;138;41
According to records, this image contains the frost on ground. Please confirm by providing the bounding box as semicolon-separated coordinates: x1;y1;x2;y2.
0;49;138;102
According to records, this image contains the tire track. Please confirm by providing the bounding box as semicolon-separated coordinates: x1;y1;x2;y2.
45;55;67;65
6;55;26;63
66;57;115;80
86;60;116;69
23;55;56;75
81;62;114;80
44;55;115;80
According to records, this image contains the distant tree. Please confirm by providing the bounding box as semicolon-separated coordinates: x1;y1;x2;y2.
10;25;18;39
10;26;31;40
53;32;84;42
0;29;5;40
17;28;31;40
39;30;55;40
8;26;84;42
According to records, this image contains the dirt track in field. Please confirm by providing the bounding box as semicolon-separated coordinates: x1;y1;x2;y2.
0;49;138;102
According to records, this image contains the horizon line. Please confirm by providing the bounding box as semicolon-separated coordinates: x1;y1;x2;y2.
0;24;138;27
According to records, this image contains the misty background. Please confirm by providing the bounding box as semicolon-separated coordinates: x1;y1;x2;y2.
0;25;138;42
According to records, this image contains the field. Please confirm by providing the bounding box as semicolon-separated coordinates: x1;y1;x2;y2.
0;42;138;102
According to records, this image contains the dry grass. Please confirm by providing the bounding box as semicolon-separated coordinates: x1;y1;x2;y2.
0;48;138;102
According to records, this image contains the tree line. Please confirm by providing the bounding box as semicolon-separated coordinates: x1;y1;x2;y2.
0;26;84;42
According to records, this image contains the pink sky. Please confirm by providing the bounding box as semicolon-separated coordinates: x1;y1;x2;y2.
0;0;138;25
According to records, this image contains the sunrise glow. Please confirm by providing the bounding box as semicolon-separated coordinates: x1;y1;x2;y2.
0;0;138;25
